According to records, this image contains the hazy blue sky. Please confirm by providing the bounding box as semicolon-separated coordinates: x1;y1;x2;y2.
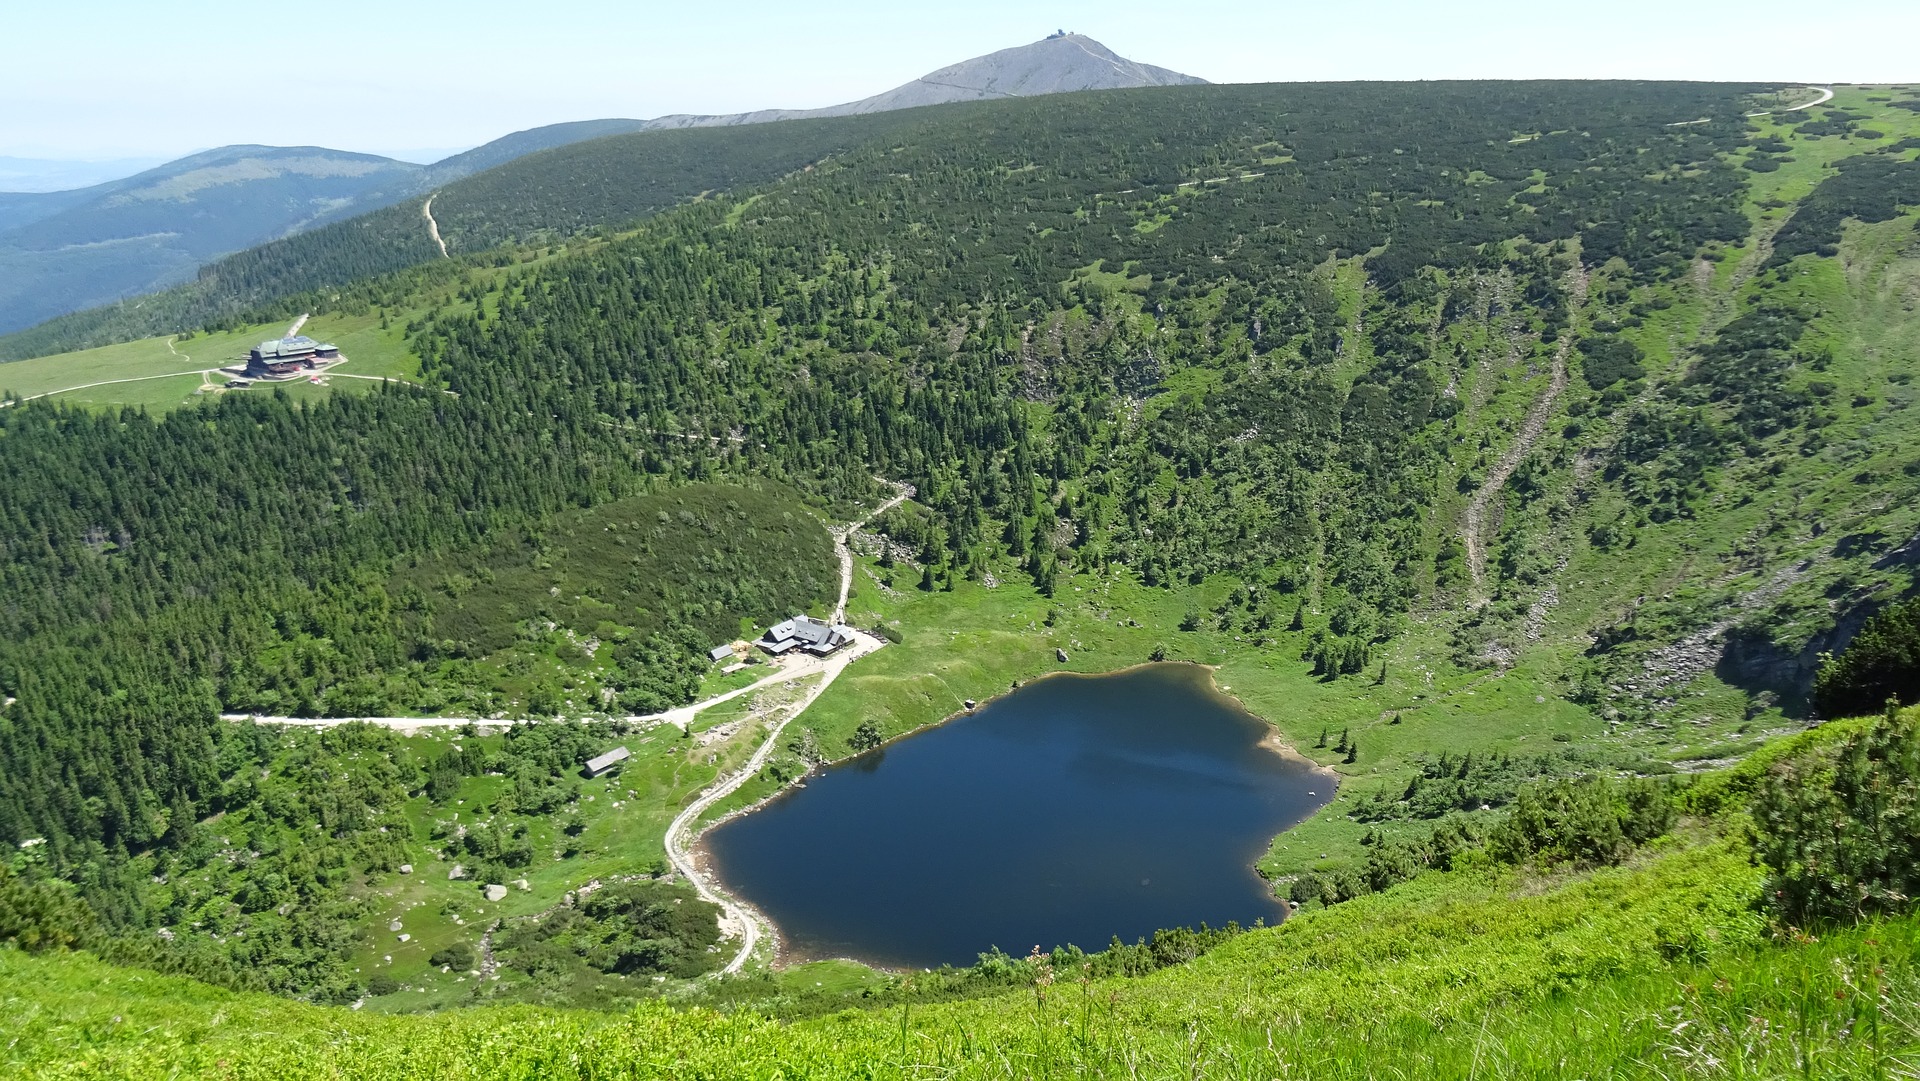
5;0;1914;161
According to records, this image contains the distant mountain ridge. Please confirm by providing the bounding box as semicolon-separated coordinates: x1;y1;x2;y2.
0;146;421;334
0;34;1202;336
645;33;1206;127
419;35;1204;174
0;154;173;194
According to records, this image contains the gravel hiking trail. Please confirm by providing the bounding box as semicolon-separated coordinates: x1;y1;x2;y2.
835;480;913;623
1462;262;1587;600
423;195;449;258
3;335;214;409
228;486;919;973
667;484;912;974
1745;85;1833;117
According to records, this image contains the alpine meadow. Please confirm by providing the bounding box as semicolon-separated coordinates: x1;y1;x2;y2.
5;52;1920;1080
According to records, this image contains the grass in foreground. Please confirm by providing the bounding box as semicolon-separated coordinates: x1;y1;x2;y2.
7;834;1917;1078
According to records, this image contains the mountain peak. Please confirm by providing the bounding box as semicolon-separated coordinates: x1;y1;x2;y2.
846;33;1207;113
0;33;1204;332
642;34;1205;130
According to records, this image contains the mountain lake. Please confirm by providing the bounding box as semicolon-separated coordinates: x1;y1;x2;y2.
703;662;1334;969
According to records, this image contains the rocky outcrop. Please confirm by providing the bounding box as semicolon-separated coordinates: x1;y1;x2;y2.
1714;529;1920;711
1719;600;1884;712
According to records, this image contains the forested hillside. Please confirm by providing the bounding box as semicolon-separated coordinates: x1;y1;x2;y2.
0;111;937;360
0;146;428;336
3;78;1920;1043
0;78;1758;363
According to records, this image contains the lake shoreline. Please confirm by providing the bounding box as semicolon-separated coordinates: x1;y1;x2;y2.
692;659;1334;971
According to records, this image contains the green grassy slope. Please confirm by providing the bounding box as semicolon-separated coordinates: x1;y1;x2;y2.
8;829;1917;1078
0;311;422;413
0;220;636;414
6;82;1920;1058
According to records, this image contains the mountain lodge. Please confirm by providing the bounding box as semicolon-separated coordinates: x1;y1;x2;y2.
246;335;340;378
758;615;854;657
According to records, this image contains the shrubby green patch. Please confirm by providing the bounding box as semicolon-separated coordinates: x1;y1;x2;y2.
1815;594;1920;718
1769;152;1920;264
1292;773;1678;908
1577;334;1647;389
495;879;722;985
1350;746;1667;823
0;838;1819;1079
1754;704;1920;925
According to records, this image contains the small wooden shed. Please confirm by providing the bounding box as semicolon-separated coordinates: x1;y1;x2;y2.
583;746;632;778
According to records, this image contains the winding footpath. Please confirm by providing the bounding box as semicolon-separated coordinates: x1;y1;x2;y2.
1461;263;1586;599
662;637;879;974
224;486;911;974
3;336;210;408
1745;85;1834;118
423;195;449;258
6;368;213;405
222;640;859;733
666;484;910;974
8;360;434;410
1668;86;1833;127
834;481;912;623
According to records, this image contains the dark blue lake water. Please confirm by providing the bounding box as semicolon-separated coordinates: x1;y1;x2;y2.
704;663;1332;969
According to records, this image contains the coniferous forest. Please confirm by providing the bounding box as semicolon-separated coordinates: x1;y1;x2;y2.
4;77;1920;1074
